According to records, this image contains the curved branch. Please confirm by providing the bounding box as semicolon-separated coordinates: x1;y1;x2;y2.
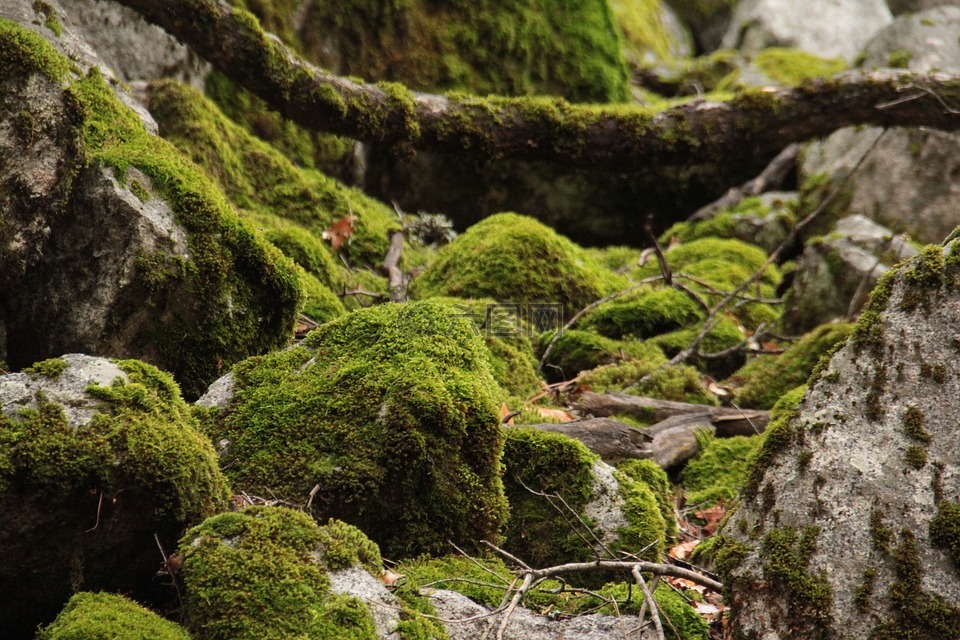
115;0;960;171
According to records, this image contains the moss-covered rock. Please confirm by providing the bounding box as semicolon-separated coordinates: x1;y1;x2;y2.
501;427;665;573
537;329;661;383
679;431;764;507
732;321;854;409
576;356;717;404
0;354;229;636
37;592;191;640
411;213;625;318
0;20;303;398
179;506;381;640
583;287;703;340
617;458;678;539
750;47;847;85
202;301;508;558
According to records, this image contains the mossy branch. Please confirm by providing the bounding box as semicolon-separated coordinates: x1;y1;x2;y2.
117;0;960;171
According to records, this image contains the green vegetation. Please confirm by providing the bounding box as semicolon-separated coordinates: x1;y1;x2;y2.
760;526;832;634
584;287;702;340
752;48;846;85
930;501;960;570
179;506;379;640
734;322;853;409
743;385;806;501
680;431;764;507
618;458;678;539
501;428;665;571
577;357;716;403
0;358;229;518
22;356;68;380
411;213;626;317
661;195;796;252
201;301;508;558
37;592;190;639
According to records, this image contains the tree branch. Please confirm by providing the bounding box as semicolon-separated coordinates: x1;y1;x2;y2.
114;0;960;172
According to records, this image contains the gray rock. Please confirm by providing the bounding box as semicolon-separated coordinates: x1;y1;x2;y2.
328;566;402;639
666;0;734;52
583;460;632;550
58;0;209;87
196;371;235;409
724;244;960;638
782;215;918;332
722;0;892;62
801;7;960;245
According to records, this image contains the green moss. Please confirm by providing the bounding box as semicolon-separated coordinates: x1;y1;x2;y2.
871;529;960;639
903;406;931;443
617;458;678;539
501;428;665;572
584;287;703;340
179;506;379;640
899;245;945;313
854;569;877;613
411;213;626;318
743;386;805;501
752;48;846;85
538;330;656;382
864;364;888;422
1;358;229;519
37;592;190;639
887;50;912;69
650;315;746;379
920;361;948;383
577;582;710;640
679;431;764;507
930;501;960;572
904;445;928;470
23;356;68;380
850;269;896;356
661;196;796;251
735;322;853;409
0;17;71;79
760;526;832;633
300;0;630;104
204;301;508;558
609;0;685;65
870;508;893;555
692;533;752;578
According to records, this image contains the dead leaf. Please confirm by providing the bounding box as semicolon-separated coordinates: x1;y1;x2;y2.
322;215;357;252
379;569;405;588
694;504;727;536
537;407;575;422
668;540;699;562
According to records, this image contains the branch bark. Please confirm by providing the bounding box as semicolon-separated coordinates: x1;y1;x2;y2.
115;0;960;172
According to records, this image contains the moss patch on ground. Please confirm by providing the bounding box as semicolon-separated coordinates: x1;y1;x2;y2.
733;321;853;409
202;301;508;558
411;213;627;318
179;506;380;640
679;431;764;507
37;592;190;640
751;48;847;85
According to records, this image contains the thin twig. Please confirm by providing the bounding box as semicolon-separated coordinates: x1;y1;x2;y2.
632;566;665;640
85;490;103;533
496;573;533;639
449;540;512;586
516;477;615;561
154;533;185;616
482;540;533;571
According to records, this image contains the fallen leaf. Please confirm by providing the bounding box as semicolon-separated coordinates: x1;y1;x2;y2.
694;504;727;536
668;540;699;562
379;569;405;588
693;601;721;617
322;215;357;252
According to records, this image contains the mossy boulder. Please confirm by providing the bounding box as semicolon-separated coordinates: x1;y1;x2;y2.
576;356;717;404
199;301;508;558
37;592;191;640
411;213;625;318
537;330;662;383
502;427;666;573
617;458;678;539
0;20;303;398
732;321;854;409
0;354;229;637
583;287;703;341
179;506;383;640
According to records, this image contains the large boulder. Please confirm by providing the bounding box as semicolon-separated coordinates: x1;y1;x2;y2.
0;354;229;638
801;6;960;245
721;0;892;62
196;301;509;559
719;245;960;638
0;13;302;398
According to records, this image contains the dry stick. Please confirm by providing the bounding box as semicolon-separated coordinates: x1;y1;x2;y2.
632;566;665;640
626;128;891;392
381;229;406;302
448;540;513;586
481;540;533;571
536;276;663;373
154;533;185;615
496;572;534;640
85;490;103;533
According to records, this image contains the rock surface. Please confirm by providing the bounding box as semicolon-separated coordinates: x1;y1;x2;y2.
724;245;960;638
722;0;892;62
801;6;960;245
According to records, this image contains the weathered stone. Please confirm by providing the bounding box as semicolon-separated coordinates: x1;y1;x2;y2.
782;215;918;333
723;244;960;638
721;0;892;62
801;6;960;245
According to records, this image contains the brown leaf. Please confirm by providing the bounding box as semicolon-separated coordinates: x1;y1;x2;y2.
322;215;357;252
500;403;514;425
668;540;699;562
694;504;727;536
537;407;575;422
379;569;405;587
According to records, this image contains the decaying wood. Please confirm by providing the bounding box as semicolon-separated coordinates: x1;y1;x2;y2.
117;0;960;175
574;391;768;437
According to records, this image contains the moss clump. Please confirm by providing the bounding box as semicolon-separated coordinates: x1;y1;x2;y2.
22;356;68;379
661;195;796;252
577;357;717;404
179;506;379;640
538;330;657;382
903;406;931;443
752;48;846;85
743;385;805;501
632;237;782;331
502;428;665;572
576;581;710;640
680;431;764;507
692;533;752;577
203;301;507;558
899;245;945;313
37;592;190;639
887;50;912;69
300;0;629;104
148;81;398;269
411;213;626;318
652;315;746;379
617;458;678;539
734;322;853;409
610;0;688;65
871;529;960;639
583;287;703;340
904;445;928;470
850;269;896;356
760;526;832;634
930;501;960;571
